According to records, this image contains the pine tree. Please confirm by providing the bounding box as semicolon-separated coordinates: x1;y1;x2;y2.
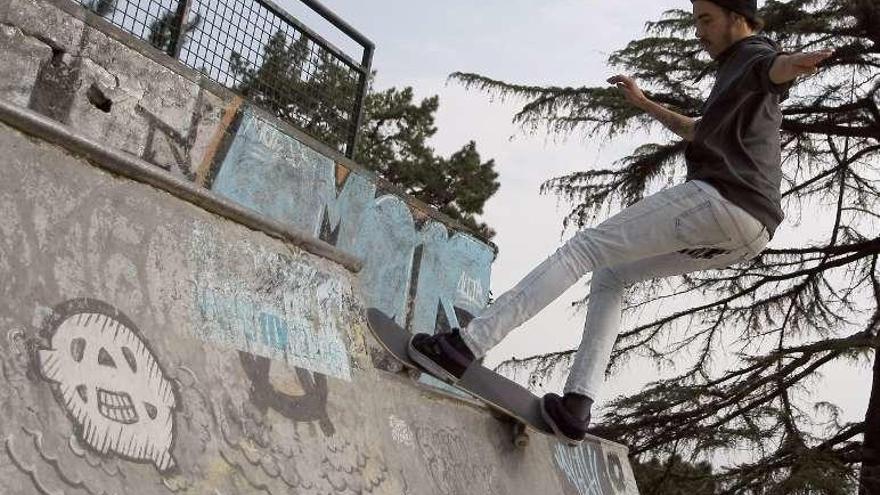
632;455;717;495
84;0;114;17
230;32;315;128
356;86;499;238
453;0;879;492
146;9;201;56
231;35;500;239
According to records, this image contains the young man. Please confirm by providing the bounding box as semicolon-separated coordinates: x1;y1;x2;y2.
409;0;833;444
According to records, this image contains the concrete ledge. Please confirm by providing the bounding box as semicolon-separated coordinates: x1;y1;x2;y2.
0;98;364;273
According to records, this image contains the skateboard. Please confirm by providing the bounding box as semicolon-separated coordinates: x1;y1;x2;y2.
366;308;555;447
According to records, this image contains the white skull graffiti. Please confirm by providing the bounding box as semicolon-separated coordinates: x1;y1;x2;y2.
38;309;177;471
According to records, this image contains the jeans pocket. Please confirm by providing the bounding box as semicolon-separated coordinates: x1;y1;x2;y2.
673;201;733;247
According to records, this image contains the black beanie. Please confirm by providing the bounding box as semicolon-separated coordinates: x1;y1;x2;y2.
692;0;758;21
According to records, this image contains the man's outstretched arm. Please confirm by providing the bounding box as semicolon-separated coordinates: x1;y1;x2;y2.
607;75;698;141
769;49;834;85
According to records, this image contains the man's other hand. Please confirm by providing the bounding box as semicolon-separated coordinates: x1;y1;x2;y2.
770;49;834;84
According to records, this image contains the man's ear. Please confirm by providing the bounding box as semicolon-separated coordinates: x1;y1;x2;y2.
728;11;750;31
731;12;752;31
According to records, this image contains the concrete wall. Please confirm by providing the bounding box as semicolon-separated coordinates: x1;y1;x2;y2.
0;0;640;493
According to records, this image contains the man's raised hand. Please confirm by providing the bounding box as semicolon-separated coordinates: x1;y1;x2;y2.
608;74;697;141
607;75;647;108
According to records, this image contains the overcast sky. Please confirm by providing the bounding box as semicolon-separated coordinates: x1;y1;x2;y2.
278;0;873;426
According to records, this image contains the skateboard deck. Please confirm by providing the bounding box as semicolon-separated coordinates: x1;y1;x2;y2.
366;308;555;446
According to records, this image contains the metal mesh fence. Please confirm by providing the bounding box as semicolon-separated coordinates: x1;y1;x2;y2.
74;0;372;157
76;0;178;47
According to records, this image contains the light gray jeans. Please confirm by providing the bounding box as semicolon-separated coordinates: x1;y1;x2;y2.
461;180;770;400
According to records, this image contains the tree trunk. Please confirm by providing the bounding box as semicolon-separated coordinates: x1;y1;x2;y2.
860;348;880;494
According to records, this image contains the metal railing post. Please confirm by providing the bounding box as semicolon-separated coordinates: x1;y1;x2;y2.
169;0;193;58
347;47;373;158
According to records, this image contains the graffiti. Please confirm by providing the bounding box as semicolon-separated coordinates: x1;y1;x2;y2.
138;102;199;180
457;272;486;310
387;415;415;449
191;226;353;381
415;426;498;495
554;442;638;495
555;443;606;495
36;298;179;472
239;351;335;436
216;435;396;494
210;110;494;335
210;110;335;234
338;175;492;334
196;288;351;380
604;449;629;492
206;385;401;495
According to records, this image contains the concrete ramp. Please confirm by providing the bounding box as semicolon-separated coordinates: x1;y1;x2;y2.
0;1;640;493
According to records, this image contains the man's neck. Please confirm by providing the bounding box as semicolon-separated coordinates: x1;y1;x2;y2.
731;29;756;44
717;31;758;62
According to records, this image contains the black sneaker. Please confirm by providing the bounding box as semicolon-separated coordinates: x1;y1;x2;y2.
408;329;476;384
541;393;591;445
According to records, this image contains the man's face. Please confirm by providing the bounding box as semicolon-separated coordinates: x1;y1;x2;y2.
692;1;737;59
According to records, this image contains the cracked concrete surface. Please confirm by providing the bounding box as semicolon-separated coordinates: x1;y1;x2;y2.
0;119;643;495
3;0;222;180
4;0;85;53
0;24;51;106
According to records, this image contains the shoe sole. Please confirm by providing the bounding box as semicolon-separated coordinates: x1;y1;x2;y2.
407;338;462;385
540;398;585;446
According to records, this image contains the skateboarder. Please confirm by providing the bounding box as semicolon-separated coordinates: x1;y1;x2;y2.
409;0;833;444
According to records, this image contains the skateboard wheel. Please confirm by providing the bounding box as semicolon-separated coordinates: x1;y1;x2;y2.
407;367;422;380
511;422;529;448
387;360;405;374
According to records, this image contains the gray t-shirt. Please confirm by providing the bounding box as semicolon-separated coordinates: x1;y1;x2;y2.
685;35;791;239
